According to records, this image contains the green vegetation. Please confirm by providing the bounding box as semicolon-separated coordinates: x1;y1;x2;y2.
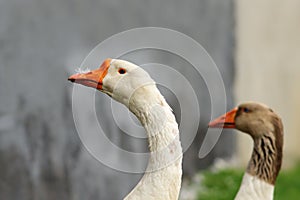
274;164;300;199
197;165;300;200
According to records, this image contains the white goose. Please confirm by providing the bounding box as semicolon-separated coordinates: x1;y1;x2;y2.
209;102;283;200
68;59;182;200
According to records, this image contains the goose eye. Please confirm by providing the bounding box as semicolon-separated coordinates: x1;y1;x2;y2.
243;108;250;113
118;68;126;74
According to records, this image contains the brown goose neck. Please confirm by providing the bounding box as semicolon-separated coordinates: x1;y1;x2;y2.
247;129;283;185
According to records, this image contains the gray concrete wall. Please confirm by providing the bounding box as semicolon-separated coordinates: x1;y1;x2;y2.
0;0;234;199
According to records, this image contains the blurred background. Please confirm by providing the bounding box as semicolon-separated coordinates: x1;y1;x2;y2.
0;0;299;199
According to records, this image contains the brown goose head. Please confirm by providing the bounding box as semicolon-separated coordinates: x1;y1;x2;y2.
209;102;282;139
209;102;284;185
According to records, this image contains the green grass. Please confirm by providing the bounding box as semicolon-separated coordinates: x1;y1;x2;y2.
274;164;300;199
197;165;300;200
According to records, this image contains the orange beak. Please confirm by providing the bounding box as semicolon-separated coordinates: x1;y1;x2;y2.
208;107;238;128
68;58;111;90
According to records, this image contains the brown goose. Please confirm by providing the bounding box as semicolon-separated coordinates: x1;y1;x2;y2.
209;102;283;200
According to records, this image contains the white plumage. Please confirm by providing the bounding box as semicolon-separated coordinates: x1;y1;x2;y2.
69;59;183;200
235;173;274;200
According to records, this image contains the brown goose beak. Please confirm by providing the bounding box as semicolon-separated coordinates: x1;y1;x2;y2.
208;107;238;128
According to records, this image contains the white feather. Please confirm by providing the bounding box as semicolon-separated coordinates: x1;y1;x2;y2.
235;173;274;200
75;67;91;74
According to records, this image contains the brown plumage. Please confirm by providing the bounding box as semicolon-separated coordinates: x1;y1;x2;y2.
209;102;284;185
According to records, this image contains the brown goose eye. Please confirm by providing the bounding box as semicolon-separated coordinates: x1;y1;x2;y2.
118;68;126;74
243;107;250;113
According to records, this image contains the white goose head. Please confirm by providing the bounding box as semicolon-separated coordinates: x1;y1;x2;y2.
68;58;155;107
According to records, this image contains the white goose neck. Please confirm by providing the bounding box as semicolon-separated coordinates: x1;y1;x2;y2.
128;85;180;152
235;173;274;200
124;84;183;200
